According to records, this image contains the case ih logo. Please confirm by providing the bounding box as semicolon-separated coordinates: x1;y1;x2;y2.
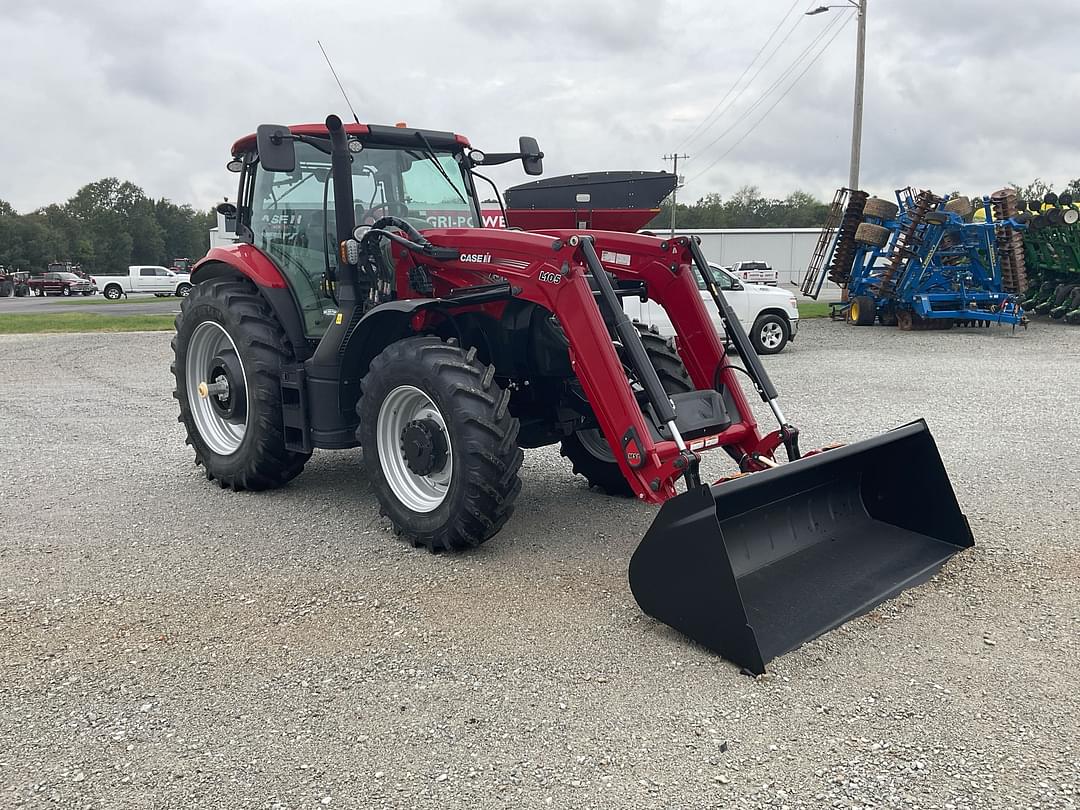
460;253;491;263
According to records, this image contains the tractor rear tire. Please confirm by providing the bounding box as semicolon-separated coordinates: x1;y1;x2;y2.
172;277;310;491
862;197;898;221
854;222;891;248
560;324;693;496
358;336;523;552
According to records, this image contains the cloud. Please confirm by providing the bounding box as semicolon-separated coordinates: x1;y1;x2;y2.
1;0;1077;215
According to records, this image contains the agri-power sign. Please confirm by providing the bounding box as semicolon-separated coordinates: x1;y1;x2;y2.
418;209;507;229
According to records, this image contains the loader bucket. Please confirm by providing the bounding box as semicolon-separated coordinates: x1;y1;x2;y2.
628;420;973;674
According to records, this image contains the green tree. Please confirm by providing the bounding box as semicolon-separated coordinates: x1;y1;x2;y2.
1009;178;1054;203
0;180;215;274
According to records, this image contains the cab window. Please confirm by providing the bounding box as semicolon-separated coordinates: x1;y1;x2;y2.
713;267;737;291
696;265;737;291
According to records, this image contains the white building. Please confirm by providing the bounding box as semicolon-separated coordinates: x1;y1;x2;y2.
674;227;841;299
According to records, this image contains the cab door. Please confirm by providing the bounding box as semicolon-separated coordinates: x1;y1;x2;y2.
135;267;158;292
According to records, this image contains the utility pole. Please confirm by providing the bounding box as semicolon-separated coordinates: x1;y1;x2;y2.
662;153;689;237
849;0;866;190
807;0;866;190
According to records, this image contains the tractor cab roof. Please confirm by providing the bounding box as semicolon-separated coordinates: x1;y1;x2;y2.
231;122;471;157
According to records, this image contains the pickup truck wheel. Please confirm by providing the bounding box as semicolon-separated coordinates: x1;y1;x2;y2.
561;324;694;496
751;313;789;354
172;277;310;491
61;287;71;297
176;283;192;297
103;285;123;300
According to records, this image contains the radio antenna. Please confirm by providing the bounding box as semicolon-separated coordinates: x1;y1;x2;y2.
317;40;361;125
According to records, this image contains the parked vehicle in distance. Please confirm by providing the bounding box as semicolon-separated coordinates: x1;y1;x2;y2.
27;271;96;297
92;266;193;300
0;267;32;297
726;260;778;286
624;262;799;354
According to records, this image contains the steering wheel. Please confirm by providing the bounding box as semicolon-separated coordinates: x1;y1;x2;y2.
359;200;410;226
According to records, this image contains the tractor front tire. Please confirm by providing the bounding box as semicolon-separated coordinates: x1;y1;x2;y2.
172;278;310;491
560;325;693;496
358;336;523;552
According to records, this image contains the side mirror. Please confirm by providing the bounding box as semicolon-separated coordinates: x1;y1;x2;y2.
731;280;744;291
519;136;543;176
217;201;238;234
256;124;296;173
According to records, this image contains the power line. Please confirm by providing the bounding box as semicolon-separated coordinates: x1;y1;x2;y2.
687;11;855;186
679;0;802;151
684;3;805;149
690;9;851;165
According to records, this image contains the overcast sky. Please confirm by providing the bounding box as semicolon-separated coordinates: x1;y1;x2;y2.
3;0;1078;213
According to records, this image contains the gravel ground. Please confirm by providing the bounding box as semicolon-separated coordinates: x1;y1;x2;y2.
1;320;1078;809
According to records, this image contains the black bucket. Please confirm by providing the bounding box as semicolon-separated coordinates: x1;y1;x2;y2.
628;420;973;674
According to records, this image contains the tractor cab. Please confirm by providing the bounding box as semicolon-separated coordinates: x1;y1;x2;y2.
224;123;541;336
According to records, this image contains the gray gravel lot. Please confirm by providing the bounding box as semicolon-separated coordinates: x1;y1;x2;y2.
1;320;1078;809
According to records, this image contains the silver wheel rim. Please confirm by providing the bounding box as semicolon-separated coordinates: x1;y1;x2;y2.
376;385;452;513
760;321;784;349
576;428;616;463
185;321;247;455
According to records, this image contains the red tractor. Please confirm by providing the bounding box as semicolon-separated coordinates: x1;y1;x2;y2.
174;115;973;673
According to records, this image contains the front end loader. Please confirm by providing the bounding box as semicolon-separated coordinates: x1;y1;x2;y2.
174;114;972;673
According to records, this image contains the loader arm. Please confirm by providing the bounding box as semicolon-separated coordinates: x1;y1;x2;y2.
388;227;769;501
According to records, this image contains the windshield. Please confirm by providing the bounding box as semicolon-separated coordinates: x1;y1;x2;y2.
58;273;82;281
250;140;478;335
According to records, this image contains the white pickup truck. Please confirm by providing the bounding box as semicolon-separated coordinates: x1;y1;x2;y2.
726;260;778;286
92;266;193;300
624;263;800;354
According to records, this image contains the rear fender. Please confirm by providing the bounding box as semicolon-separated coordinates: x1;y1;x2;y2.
191;248;311;360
